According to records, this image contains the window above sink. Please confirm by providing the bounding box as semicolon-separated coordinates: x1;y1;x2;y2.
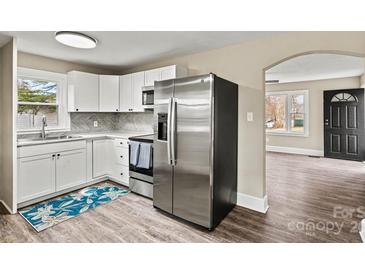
17;68;70;134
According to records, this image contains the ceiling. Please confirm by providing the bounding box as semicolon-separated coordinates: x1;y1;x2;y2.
0;31;275;70
266;53;365;84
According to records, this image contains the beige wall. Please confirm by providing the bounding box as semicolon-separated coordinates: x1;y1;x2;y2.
121;32;365;200
0;38;17;213
9;32;365;203
266;76;361;152
18;52;117;74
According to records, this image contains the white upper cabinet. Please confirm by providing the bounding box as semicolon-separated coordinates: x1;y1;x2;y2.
160;65;178;80
99;75;120;112
68;71;99;112
144;65;187;86
67;65;186;113
145;65;188;86
131;71;145;112
144;68;161;86
119;74;133;112
120;71;145;113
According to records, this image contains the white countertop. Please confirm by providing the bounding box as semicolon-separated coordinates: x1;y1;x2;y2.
17;130;153;147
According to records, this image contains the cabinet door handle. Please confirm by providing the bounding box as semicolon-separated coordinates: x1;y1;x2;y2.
116;109;118;111
76;108;79;111
120;155;123;158
120;172;123;176
57;153;60;159
52;154;56;159
120;142;123;145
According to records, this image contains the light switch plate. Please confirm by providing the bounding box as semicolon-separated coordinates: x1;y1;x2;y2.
247;112;254;122
93;121;98;127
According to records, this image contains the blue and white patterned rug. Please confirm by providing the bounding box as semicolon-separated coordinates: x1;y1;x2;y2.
19;183;129;232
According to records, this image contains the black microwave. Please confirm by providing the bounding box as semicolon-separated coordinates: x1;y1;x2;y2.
142;86;154;107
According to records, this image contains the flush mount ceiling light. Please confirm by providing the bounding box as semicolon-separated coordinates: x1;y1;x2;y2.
55;31;97;49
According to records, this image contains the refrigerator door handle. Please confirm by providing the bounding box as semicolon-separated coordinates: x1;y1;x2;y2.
167;97;173;165
171;97;177;166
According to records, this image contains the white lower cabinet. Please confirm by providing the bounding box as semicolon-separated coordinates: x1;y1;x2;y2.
17;140;87;204
18;137;130;204
18;154;56;203
56;149;86;191
92;138;129;186
110;164;129;183
92;139;109;178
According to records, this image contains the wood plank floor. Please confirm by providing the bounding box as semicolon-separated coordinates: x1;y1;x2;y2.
1;152;364;242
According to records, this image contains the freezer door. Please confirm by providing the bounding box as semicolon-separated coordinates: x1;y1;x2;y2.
153;79;174;213
172;74;213;228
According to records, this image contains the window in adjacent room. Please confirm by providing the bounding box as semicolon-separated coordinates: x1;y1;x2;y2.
265;90;309;136
17;68;70;133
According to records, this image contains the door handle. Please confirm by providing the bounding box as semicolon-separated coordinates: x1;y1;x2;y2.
171;97;177;166
167;97;173;165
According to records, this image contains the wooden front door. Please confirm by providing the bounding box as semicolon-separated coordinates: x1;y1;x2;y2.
324;88;365;161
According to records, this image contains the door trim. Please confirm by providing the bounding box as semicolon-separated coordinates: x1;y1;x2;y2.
324;88;365;161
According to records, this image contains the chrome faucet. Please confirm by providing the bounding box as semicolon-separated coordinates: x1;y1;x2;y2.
41;116;47;139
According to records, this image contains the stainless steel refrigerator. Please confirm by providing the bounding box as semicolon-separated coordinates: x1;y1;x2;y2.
153;74;238;229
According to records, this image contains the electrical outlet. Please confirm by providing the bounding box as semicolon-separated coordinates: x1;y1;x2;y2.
93;121;98;127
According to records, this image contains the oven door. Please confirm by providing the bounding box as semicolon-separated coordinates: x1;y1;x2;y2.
129;144;153;181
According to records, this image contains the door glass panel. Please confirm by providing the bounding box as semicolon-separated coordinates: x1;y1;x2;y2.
331;93;357;102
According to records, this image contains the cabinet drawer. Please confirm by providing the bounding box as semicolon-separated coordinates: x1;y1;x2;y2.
113;147;129;165
110;164;129;183
18;140;87;158
111;138;128;148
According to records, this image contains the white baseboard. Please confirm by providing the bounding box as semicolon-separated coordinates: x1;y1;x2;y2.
266;145;324;157
360;219;365;243
236;192;269;213
0;200;13;214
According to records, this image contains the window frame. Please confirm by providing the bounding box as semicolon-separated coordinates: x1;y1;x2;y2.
265;90;309;137
17;67;70;134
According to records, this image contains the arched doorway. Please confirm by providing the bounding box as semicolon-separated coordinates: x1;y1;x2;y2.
263;52;365;242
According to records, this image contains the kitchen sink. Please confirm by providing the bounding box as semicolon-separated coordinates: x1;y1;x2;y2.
18;135;82;142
